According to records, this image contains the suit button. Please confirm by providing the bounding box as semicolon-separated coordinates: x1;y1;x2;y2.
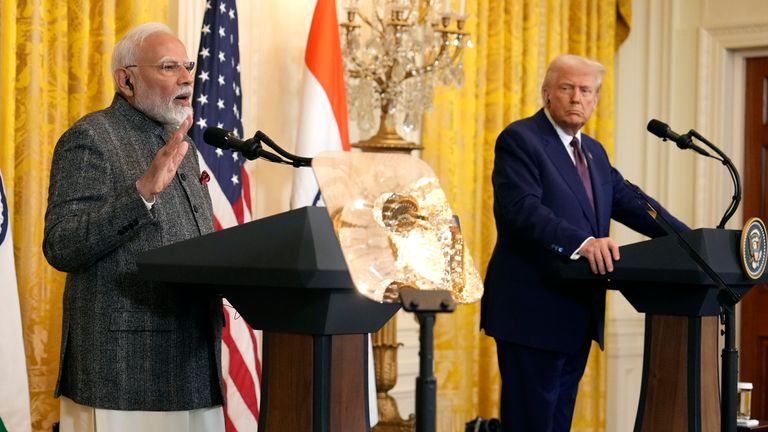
179;173;187;181
193;204;199;213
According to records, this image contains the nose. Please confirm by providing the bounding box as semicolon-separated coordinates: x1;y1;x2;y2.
178;66;193;86
570;89;582;103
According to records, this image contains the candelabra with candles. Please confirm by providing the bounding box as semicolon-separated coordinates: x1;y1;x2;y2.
341;0;471;152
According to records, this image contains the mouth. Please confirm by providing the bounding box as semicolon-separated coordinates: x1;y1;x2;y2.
174;93;192;106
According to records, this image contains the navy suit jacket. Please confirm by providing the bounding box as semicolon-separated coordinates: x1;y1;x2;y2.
481;109;687;354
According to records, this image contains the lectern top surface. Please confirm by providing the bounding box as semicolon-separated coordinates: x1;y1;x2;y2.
312;151;483;304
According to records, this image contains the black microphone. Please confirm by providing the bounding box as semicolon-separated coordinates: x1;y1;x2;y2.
646;119;692;148
202;127;283;162
646;119;709;156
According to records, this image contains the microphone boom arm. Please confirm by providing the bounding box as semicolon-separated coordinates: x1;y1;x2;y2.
688;129;741;229
255;131;312;168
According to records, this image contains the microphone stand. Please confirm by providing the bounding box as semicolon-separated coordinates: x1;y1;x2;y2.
688;130;743;432
254;130;313;168
687;129;742;229
231;130;313;167
397;287;455;432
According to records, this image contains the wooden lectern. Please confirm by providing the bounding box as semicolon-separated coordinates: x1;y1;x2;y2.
559;228;767;432
137;206;400;432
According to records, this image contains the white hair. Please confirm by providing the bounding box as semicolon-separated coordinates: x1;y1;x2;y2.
111;22;174;88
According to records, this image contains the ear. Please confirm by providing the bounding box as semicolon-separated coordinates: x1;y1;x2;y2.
114;68;133;96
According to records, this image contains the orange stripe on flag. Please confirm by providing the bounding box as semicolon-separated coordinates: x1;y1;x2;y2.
305;0;350;150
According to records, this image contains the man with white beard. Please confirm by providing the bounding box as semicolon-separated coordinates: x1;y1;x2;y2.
44;23;224;432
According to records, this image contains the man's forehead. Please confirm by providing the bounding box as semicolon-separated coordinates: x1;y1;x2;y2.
556;72;598;86
138;33;187;60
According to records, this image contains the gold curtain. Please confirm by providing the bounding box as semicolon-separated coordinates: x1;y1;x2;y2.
1;2;168;431
421;1;632;430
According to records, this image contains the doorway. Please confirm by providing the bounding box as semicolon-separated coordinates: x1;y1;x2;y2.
740;55;768;421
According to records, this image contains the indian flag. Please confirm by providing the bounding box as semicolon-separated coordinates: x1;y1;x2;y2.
289;0;350;208
0;169;31;432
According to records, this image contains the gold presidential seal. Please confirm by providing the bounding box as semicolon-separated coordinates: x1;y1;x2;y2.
740;217;767;280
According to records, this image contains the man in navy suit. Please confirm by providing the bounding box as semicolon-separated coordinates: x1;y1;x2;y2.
481;54;688;431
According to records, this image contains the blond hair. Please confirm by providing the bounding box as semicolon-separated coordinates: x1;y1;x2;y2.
541;54;605;104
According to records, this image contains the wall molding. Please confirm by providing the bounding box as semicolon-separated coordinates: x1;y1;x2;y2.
695;24;768;228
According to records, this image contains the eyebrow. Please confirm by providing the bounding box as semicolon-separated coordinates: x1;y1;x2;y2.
156;56;190;63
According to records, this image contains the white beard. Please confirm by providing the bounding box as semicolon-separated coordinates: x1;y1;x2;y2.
134;85;193;127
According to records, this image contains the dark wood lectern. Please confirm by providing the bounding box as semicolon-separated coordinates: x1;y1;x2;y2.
137;207;399;432
559;228;767;432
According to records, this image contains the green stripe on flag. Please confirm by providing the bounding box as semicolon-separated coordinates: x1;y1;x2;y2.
0;416;8;432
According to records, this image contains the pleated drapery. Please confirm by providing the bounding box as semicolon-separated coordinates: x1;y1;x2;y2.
3;1;632;430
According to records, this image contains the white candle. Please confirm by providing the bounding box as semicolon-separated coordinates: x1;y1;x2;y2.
459;0;466;15
440;0;451;14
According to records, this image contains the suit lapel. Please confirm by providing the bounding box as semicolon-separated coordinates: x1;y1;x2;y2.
581;138;605;233
534;111;598;232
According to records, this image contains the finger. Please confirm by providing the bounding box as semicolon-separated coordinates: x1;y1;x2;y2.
587;254;598;274
596;251;606;274
603;249;614;273
611;242;620;260
172;141;189;166
164;116;192;150
177;115;193;137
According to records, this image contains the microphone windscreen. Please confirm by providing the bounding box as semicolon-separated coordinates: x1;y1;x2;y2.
202;127;230;149
646;119;669;138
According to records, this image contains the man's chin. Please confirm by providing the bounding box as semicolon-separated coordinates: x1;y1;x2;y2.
159;107;193;128
133;98;192;128
172;107;193;124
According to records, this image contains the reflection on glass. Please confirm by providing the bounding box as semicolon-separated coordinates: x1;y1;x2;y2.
313;151;483;304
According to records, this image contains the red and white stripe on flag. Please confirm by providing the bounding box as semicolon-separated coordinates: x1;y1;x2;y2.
220;300;261;432
290;0;350;209
190;1;261;430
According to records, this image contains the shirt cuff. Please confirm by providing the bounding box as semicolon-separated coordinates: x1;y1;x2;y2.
136;182;156;210
571;236;595;260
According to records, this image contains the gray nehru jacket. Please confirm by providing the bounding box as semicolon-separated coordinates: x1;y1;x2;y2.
43;94;223;411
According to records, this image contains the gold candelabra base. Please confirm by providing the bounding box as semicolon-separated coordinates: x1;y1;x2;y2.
353;113;422;153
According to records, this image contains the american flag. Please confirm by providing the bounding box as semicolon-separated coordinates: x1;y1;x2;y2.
190;1;261;430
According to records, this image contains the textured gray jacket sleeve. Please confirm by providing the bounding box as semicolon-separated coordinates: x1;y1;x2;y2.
44;122;155;272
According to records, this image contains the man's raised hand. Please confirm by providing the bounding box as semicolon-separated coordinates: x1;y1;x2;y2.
136;115;193;202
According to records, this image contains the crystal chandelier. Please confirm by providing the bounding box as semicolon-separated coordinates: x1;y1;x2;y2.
340;0;471;152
